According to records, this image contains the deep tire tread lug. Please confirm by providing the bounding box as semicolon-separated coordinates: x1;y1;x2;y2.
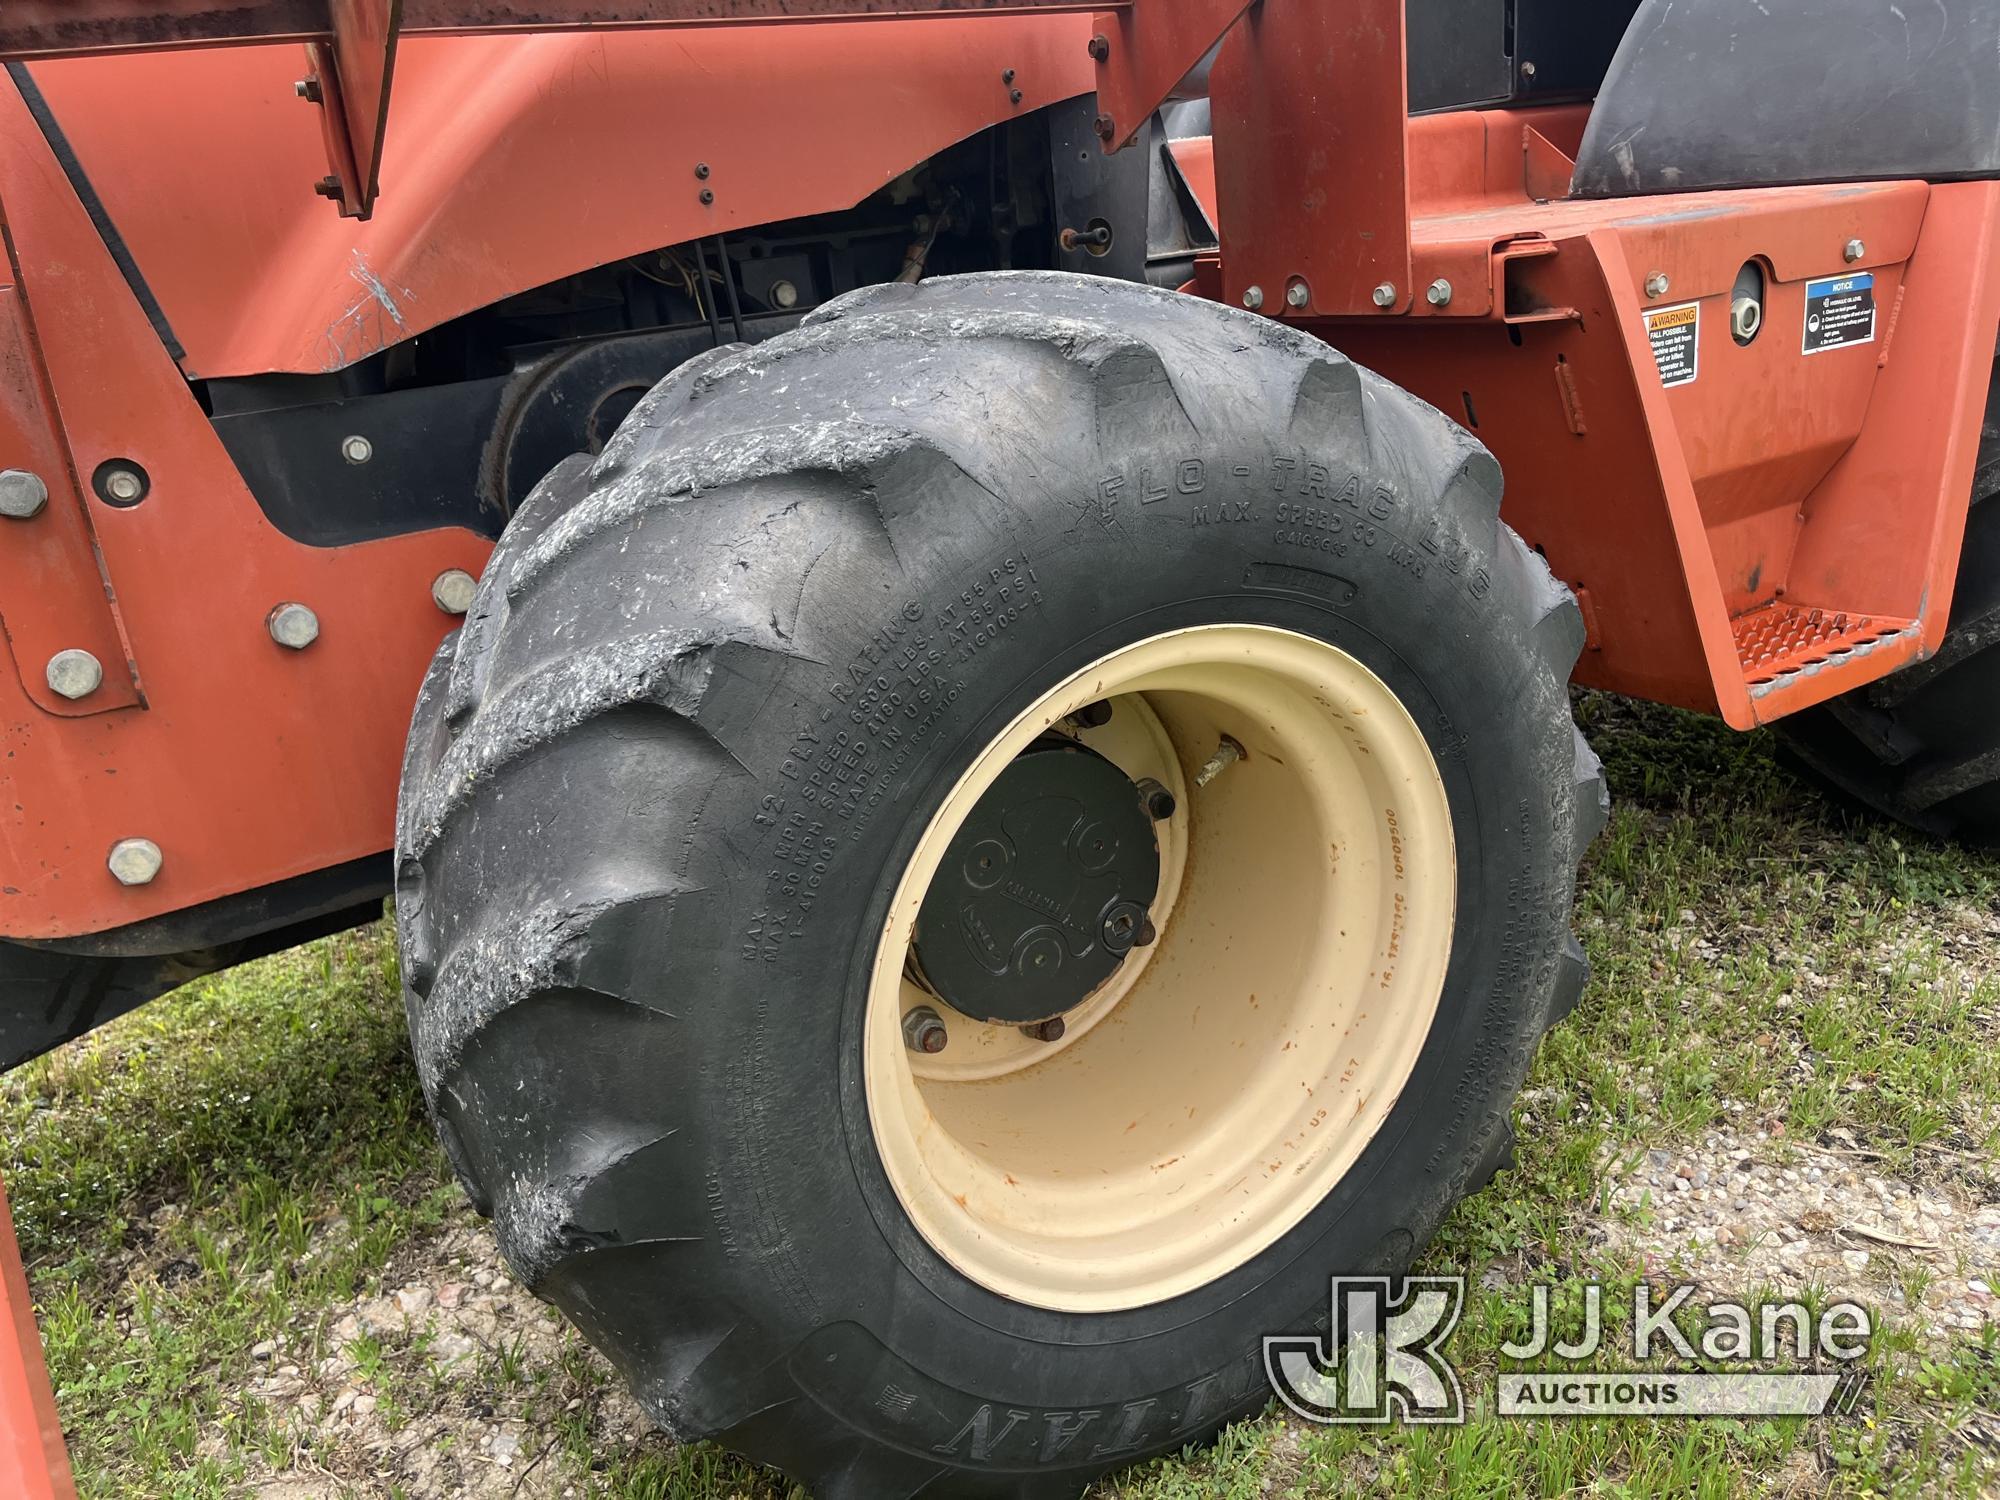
1549;932;1591;1026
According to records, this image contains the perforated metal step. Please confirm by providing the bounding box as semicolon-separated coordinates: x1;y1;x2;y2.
1735;602;1919;697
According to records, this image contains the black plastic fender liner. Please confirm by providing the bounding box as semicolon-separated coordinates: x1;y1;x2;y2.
0;854;389;1070
1573;0;2000;199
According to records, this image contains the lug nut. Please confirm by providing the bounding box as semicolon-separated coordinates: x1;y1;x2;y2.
1242;285;1265;311
268;602;321;649
1072;700;1113;728
1020;1017;1067;1043
1844;238;1866;264
1426;278;1454;307
1371;282;1397;308
1195;733;1245;788
431;568;478;615
1644;271;1671;299
340;434;373;465
0;469;48;519
902;1006;948;1055
45;648;102;700
1134;777;1176;821
107;837;163;887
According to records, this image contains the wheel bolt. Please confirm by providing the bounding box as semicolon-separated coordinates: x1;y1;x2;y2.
1134;777;1176;821
1020;1017;1066;1043
902;1006;948;1055
1072;700;1113;728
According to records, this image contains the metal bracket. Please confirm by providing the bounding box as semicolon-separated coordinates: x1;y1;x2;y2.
300;1;401;219
0;231;141;718
1088;0;1253;151
1210;0;1413;318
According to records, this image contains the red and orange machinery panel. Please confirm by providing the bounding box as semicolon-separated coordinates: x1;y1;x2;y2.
2;0;1997;955
1177;0;2000;729
0;0;1996;1491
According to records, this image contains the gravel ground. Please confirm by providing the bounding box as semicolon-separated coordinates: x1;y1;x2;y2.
209;1106;2000;1495
1597;1127;2000;1341
224;1212;665;1499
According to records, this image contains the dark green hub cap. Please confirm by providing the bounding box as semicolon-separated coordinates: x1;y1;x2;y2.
912;742;1161;1025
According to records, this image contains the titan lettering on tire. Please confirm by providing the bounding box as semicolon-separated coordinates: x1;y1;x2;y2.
395;272;1605;1496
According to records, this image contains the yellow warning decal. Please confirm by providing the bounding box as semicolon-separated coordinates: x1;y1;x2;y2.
1643;301;1700;388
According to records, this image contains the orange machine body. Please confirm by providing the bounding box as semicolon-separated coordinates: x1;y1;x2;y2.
26;22;1096;378
2;20;1997;949
0;20;1093;941
1177;103;2000;730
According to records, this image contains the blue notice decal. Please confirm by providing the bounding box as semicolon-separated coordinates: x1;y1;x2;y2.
1803;273;1876;355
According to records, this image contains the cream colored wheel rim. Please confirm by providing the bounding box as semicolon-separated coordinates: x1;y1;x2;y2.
864;625;1456;1313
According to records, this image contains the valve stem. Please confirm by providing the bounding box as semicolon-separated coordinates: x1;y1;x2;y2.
1194;734;1245;789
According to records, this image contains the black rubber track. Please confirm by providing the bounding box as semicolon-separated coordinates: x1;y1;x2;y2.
1779;357;2000;843
395;272;1606;1496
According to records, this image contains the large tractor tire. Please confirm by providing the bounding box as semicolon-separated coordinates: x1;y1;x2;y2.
1779;363;2000;843
394;272;1604;1496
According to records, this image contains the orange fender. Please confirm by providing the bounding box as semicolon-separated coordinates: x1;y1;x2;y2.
24;19;1096;379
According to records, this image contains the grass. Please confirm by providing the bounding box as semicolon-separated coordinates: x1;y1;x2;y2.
9;692;2000;1496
